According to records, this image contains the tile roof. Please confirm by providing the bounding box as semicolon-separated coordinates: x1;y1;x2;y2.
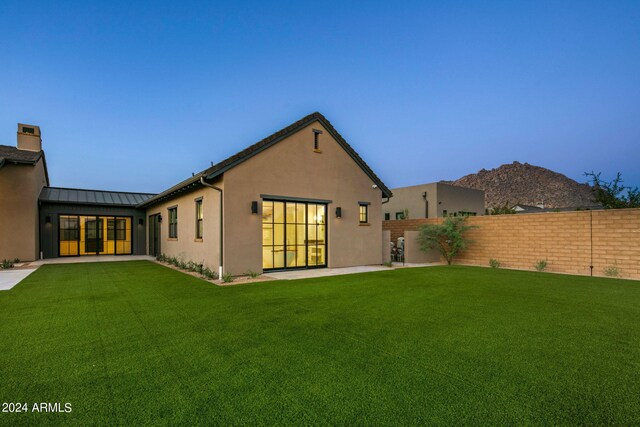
139;112;392;207
39;187;156;207
0;144;43;165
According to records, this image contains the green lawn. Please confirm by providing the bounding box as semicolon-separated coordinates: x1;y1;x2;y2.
1;262;639;425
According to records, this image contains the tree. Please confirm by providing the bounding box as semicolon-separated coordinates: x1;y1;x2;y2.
417;217;477;265
584;172;640;209
488;202;516;215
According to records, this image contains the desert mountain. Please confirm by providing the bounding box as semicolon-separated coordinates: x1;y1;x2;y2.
448;161;596;209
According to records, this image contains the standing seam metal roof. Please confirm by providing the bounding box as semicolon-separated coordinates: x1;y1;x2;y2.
39;187;156;207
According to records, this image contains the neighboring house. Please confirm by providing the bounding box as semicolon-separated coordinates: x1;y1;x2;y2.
1;113;392;276
511;203;601;214
512;204;545;214
383;182;484;220
0;125;49;261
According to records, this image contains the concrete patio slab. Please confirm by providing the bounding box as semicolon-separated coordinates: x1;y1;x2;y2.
0;268;38;290
30;255;156;266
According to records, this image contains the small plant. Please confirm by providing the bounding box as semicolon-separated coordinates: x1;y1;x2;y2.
156;253;166;262
13;258;20;264
603;265;620;277
383;261;393;267
489;258;501;268
200;267;217;280
222;273;234;283
244;270;259;278
1;259;15;269
534;259;548;272
186;261;198;272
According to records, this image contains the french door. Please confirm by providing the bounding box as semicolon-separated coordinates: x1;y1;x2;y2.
262;200;327;270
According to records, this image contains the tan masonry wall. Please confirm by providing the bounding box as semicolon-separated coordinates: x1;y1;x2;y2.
383;208;640;279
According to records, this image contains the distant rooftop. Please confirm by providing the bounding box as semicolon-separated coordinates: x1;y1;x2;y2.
39;187;156;207
0;144;43;166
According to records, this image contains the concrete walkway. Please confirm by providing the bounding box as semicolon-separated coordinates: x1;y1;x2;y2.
30;255;156;266
0;268;38;291
264;263;439;281
264;265;391;280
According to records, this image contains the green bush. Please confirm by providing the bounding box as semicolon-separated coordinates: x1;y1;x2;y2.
534;259;548;272
489;258;501;268
13;258;20;264
383;261;393;268
244;270;259;278
603;265;620;277
417;217;478;265
222;273;234;283
1;259;15;269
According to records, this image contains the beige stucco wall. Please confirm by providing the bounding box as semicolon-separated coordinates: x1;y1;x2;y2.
383;182;484;219
403;230;440;263
222;121;384;275
145;180;222;271
0;159;47;261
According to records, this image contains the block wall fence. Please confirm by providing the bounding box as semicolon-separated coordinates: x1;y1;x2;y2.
383;208;640;279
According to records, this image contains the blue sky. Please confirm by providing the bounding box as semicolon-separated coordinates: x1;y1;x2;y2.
1;0;638;193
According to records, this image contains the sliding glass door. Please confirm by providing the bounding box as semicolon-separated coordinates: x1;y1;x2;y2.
58;215;132;256
262;200;326;270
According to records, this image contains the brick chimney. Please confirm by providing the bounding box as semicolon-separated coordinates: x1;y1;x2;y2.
17;123;42;152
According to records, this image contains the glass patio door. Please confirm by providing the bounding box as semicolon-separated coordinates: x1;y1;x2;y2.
262;200;326;270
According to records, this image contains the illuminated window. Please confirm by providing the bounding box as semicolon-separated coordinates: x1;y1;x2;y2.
359;203;369;223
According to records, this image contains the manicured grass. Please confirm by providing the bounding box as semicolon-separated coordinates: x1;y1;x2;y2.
1;262;639;425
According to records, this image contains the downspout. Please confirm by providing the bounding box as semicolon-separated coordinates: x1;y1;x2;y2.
200;177;224;278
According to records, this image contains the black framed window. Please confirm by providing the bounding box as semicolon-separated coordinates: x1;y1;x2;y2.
384;213;390;221
195;199;203;239
58;215;131;256
262;200;326;270
359;204;369;223
107;219;115;240
168;207;178;238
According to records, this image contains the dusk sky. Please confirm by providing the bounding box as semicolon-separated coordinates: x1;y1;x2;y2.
1;0;638;194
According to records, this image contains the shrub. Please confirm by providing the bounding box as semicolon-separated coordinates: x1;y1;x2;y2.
200;267;218;280
13;258;20;264
1;259;15;269
222;273;234;283
489;258;501;268
417;217;477;265
244;270;259;278
534;259;548;272
383;261;393;268
603;265;620;277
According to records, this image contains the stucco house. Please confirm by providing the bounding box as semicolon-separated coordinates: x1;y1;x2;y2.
0;125;49;261
0;113;392;276
382;182;484;220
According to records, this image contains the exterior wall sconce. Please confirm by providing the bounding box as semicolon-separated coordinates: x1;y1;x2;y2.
251;201;258;214
45;215;51;223
138;218;144;226
335;207;342;218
